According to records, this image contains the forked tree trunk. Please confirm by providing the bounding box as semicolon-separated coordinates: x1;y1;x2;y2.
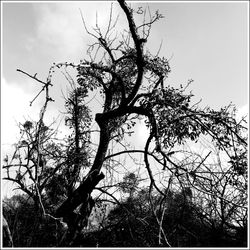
55;120;108;246
56;172;104;246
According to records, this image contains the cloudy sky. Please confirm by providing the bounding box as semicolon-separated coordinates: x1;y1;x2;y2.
1;1;249;195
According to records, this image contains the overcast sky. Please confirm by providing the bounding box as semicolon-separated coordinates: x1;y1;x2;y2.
1;1;249;195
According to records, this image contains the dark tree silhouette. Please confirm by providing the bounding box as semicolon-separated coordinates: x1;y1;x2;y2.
3;0;247;247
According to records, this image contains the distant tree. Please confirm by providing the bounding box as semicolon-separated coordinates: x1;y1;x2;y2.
3;0;247;247
119;172;139;198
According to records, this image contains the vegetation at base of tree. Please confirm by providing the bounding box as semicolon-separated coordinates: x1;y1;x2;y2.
78;190;247;247
3;185;247;247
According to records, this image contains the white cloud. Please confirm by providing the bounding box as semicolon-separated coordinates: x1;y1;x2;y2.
32;2;120;62
36;5;82;57
24;37;36;52
1;77;41;153
134;119;149;148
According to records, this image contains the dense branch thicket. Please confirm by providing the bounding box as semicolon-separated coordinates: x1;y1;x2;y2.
3;0;247;247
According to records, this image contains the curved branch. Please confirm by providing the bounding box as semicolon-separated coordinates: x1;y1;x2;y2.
144;132;164;196
104;149;165;168
3;177;35;199
95;187;121;206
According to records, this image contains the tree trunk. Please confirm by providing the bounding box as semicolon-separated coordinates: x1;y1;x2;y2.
56;117;110;246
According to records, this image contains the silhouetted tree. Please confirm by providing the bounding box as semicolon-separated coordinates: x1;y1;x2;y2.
3;0;247;247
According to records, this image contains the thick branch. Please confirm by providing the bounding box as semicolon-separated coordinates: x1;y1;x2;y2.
97;105;149;122
55;171;105;218
118;0;145;106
